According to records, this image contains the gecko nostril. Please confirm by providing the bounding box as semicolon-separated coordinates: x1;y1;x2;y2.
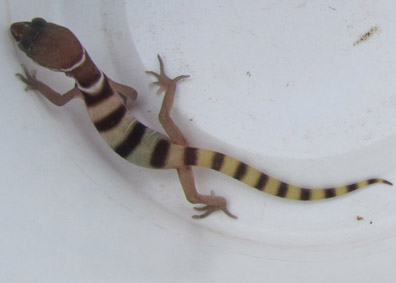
10;23;23;41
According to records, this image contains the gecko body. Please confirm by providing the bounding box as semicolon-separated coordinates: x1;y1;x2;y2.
10;18;391;218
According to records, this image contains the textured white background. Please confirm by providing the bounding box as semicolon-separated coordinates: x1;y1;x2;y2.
2;0;396;282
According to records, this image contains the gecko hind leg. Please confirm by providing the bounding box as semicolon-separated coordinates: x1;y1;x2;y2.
178;167;237;219
146;55;237;219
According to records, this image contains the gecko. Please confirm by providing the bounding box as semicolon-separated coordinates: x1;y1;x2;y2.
10;18;392;219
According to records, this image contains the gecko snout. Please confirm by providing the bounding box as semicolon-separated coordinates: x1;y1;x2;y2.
10;22;26;42
10;18;48;54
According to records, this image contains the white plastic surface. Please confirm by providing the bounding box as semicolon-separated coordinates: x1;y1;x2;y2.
2;1;396;282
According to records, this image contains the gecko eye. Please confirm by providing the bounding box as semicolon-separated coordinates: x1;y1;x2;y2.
18;36;33;53
31;18;47;28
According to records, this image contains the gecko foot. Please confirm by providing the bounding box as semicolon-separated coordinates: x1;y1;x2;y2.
145;55;189;95
15;65;40;91
192;191;238;219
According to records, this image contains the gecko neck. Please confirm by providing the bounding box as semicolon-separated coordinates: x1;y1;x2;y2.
67;51;103;94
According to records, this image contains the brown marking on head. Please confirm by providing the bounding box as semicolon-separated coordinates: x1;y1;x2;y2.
10;18;84;72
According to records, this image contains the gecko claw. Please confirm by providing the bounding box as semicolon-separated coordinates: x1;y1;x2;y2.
146;71;162;81
145;55;189;94
15;65;39;91
192;191;238;219
193;205;238;219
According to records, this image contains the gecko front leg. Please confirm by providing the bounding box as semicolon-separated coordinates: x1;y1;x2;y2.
146;55;190;146
109;78;138;110
16;65;80;106
146;55;237;219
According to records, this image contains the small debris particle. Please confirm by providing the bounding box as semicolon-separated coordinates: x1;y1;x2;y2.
370;221;373;224
329;6;336;11
353;26;379;46
246;71;251;77
357;216;364;221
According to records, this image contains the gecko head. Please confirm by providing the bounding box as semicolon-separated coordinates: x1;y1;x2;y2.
10;18;84;72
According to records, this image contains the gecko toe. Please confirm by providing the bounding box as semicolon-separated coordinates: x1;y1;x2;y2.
146;55;189;93
192;204;238;219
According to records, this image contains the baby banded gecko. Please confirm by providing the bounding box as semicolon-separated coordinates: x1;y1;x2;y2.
10;18;392;219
